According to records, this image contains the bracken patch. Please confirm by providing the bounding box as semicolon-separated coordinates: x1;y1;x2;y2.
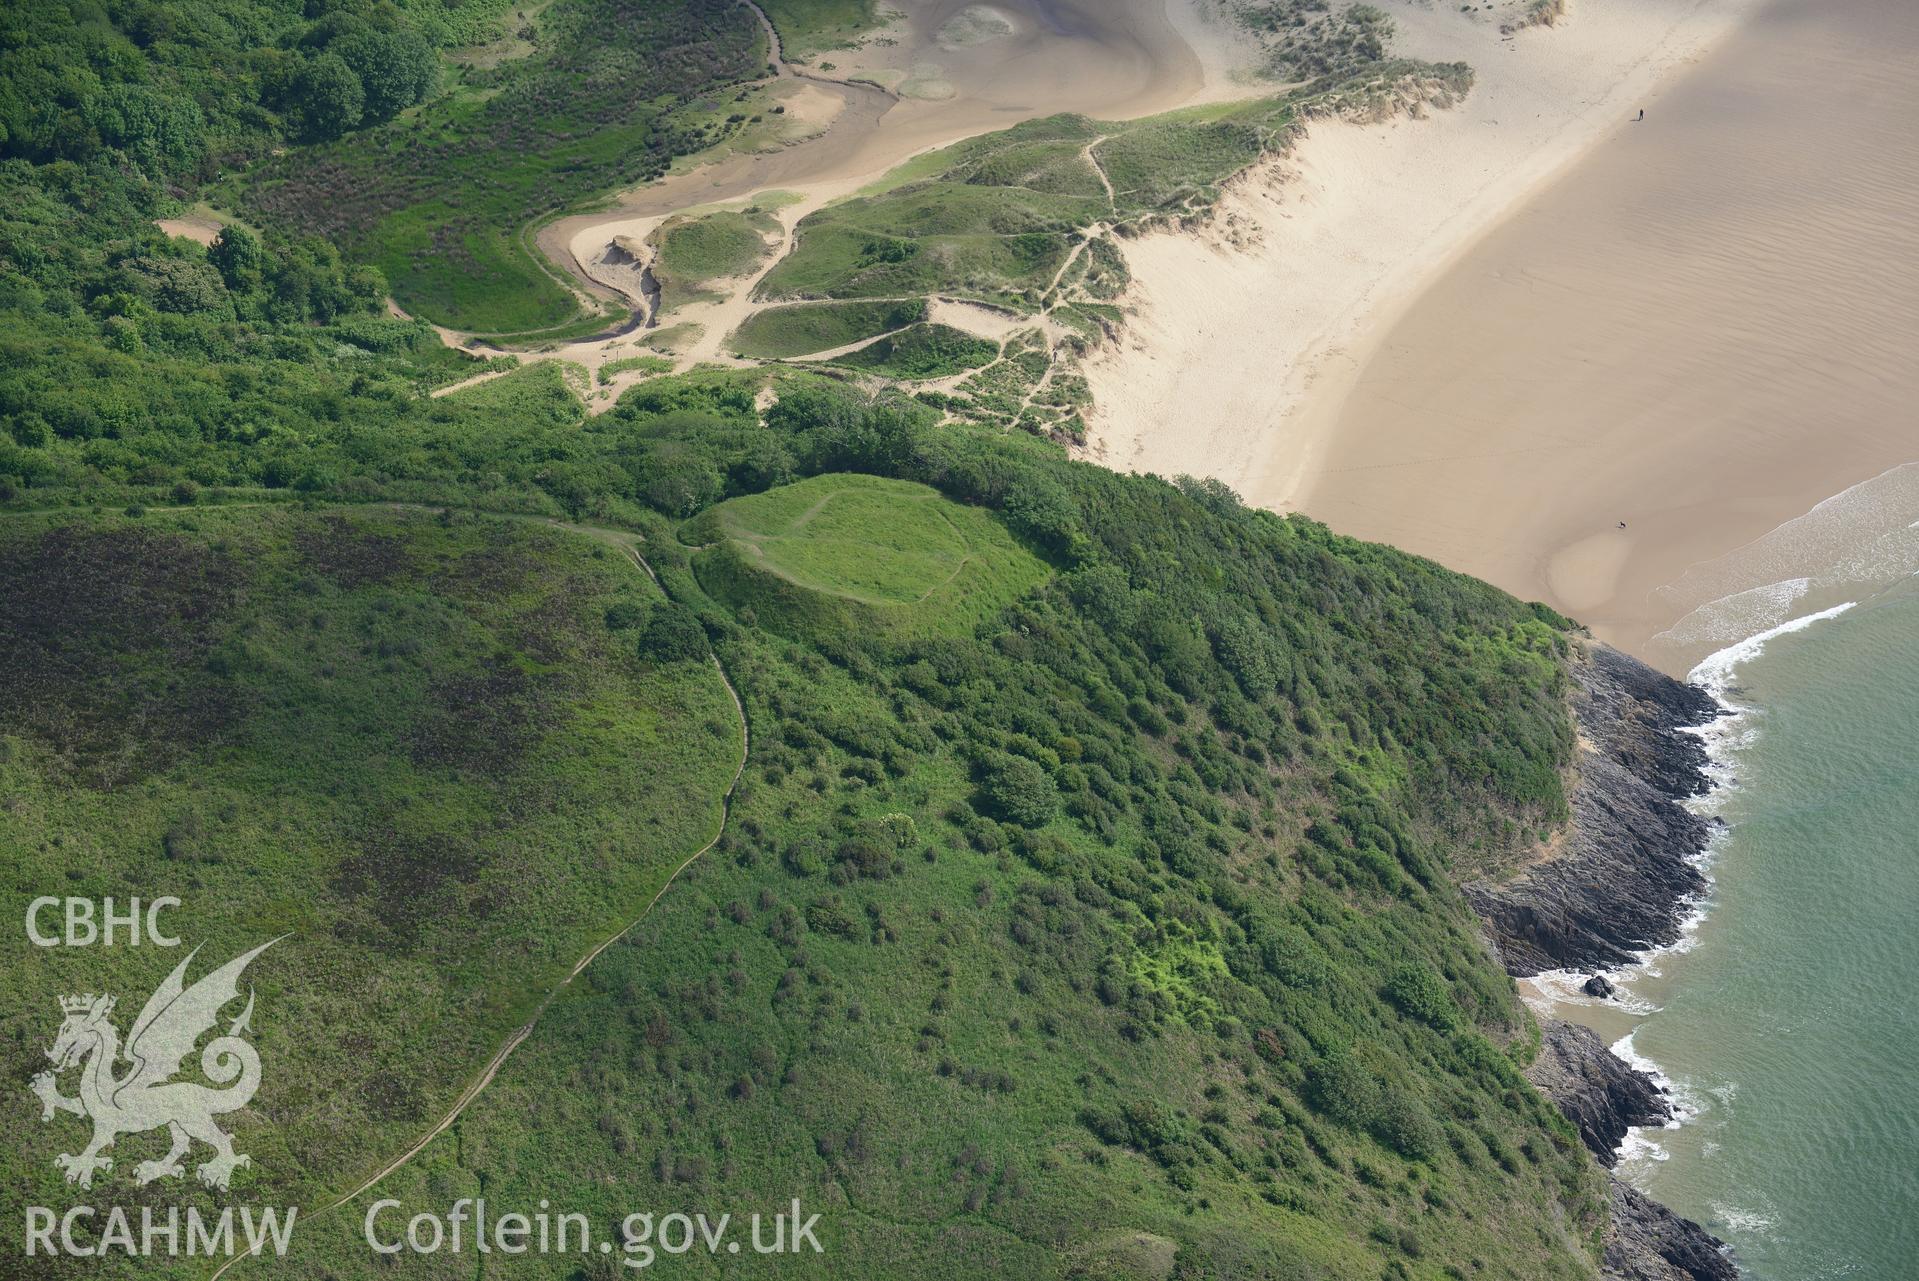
292;513;413;585
0;524;246;786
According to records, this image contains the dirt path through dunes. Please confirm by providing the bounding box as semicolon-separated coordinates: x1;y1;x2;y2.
525;1;1237;345
412;2;1249;408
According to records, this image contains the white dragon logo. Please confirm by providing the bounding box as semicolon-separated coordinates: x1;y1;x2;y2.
30;939;280;1192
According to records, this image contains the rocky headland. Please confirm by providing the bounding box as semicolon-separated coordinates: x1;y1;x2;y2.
1523;1018;1670;1166
1470;644;1721;976
1470;643;1736;1279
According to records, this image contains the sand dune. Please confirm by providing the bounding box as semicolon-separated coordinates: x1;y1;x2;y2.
538;0;1244;312
485;1;1253;404
1082;0;1766;500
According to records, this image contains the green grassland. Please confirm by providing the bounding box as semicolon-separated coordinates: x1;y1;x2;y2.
686;473;1050;640
830;323;1002;379
730;298;929;358
0;5;1633;1276
433;357;585;418
0;506;741;1262
760;0;881;59
655;207;781;304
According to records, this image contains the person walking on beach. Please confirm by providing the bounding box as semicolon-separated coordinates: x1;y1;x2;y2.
1636;109;1645;122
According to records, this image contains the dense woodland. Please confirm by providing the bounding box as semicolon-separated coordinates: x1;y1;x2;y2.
0;3;1616;1278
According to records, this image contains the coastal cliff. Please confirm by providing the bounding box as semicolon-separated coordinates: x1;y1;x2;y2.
1469;644;1721;975
1523;1019;1735;1279
1523;1019;1670;1165
1604;1180;1739;1281
1468;643;1736;1280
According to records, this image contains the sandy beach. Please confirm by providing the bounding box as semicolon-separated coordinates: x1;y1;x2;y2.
1084;0;1919;674
1296;0;1919;672
1083;0;1767;497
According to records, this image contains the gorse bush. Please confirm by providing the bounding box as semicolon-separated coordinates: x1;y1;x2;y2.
982;753;1058;828
0;4;1610;1275
1385;961;1461;1030
638;601;711;663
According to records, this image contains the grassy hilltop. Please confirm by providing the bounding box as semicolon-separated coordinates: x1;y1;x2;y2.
686;473;1051;641
2;370;1602;1279
0;1;1628;1277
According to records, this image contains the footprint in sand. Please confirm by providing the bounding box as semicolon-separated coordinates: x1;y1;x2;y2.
898;61;957;100
1546;529;1632;614
936;5;1016;51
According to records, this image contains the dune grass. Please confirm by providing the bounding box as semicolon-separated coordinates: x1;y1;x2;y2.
754;119;1111;308
655;207;779;292
752;104;1306;313
759;0;880;58
729;298;927;358
830;323;1000;379
598;353;677;384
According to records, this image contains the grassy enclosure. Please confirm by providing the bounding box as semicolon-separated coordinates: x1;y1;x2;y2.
687;473;1051;639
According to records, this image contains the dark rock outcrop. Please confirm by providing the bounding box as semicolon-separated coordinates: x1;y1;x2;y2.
1524;1019;1668;1164
1604;1178;1737;1281
1468;645;1722;975
1584;974;1617;999
1457;644;1736;1277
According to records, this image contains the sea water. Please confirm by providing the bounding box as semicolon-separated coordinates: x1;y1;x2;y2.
1600;580;1919;1278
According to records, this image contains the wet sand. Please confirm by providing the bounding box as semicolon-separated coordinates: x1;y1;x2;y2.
1081;0;1763;508
536;0;1237;313
1292;0;1919;673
